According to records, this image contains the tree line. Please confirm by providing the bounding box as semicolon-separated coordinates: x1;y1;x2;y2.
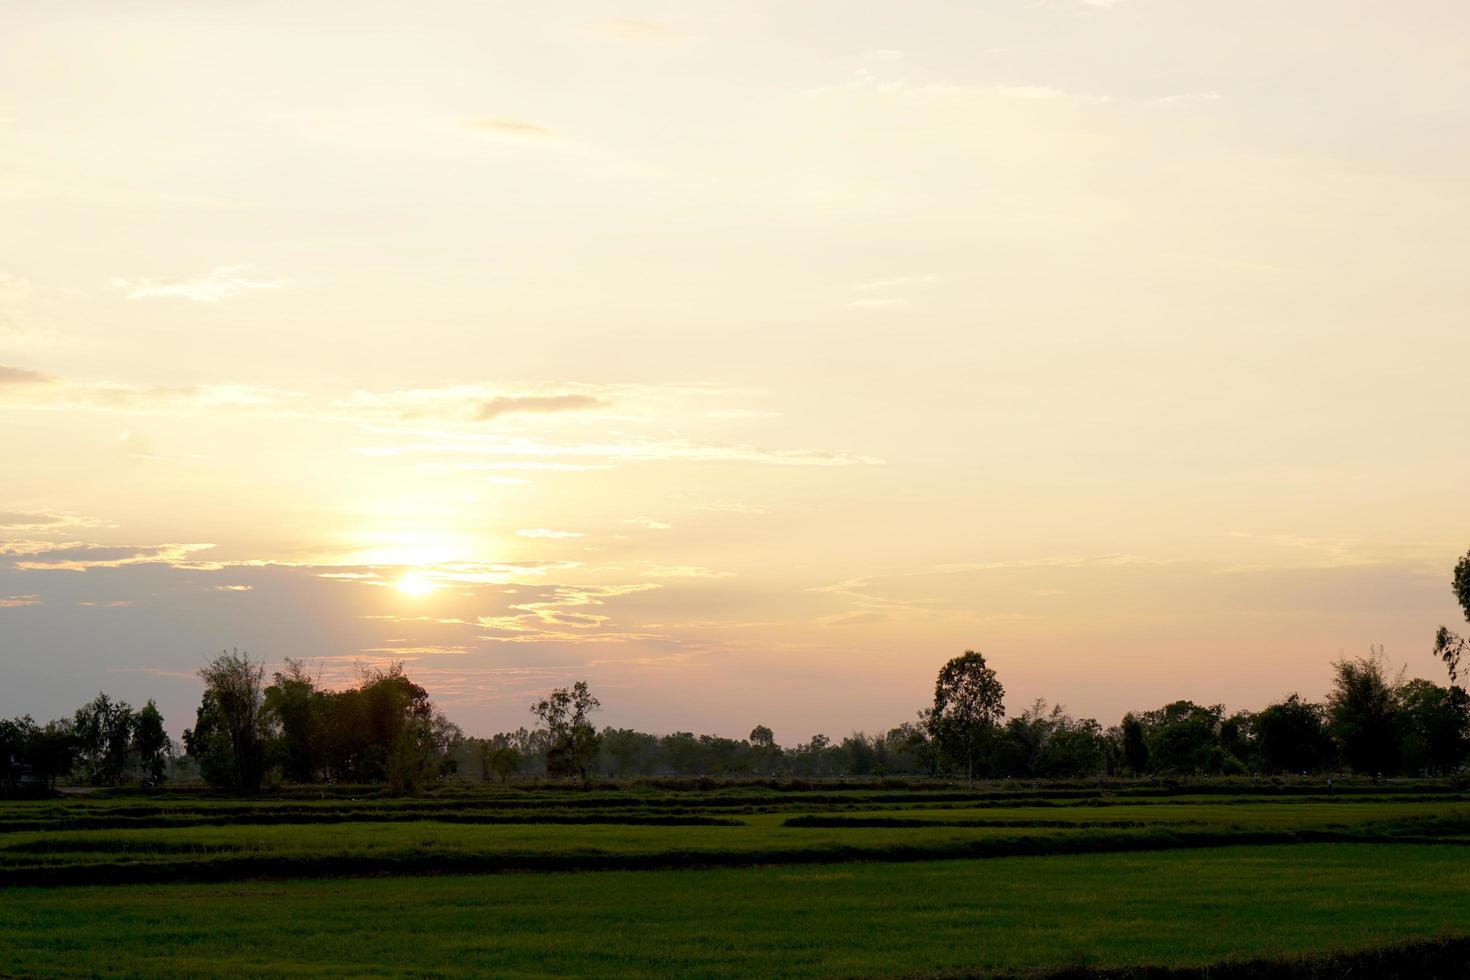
4;547;1469;793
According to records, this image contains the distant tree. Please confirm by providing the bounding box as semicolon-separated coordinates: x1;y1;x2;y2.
1434;549;1470;684
131;700;171;785
489;745;522;782
72;692;135;786
0;717;37;794
1326;648;1402;775
1120;714;1149;774
929;651;1006;783
1138;702;1224;775
1255;695;1332;773
1395;679;1469;775
532;681;602;785
748;725;781;774
264;659;324;783
185;649;269;793
27;720;78;791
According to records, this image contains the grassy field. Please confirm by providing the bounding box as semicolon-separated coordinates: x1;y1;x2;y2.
3;781;1469;977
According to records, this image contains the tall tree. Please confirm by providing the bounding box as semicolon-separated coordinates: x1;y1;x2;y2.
929;651;1006;783
185;649;269;793
72;693;134;786
1326;648;1402;775
1120;713;1149;774
131;700;171;785
532;682;602;784
1434;548;1470;684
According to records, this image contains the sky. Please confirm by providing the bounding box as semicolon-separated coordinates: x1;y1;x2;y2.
2;1;1468;741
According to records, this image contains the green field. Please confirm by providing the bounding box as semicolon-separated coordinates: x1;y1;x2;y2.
3;781;1470;977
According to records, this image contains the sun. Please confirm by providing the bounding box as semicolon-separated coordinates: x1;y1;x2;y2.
393;572;438;597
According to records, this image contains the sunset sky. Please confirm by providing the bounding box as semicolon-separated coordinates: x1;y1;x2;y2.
2;1;1468;740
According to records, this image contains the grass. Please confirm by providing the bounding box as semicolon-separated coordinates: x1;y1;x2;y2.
2;844;1468;978
4;784;1470;976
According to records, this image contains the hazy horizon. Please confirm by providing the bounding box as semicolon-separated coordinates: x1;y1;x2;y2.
3;1;1468;739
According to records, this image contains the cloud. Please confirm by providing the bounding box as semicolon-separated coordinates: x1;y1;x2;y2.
866;49;906;61
624;517;672;530
0;511;109;532
846;297;906;309
336;386;611;425
517;528;585;540
0;594;40;608
212;584;253;592
1080;0;1126;7
476;583;663;644
474;394;608;422
465;118;556;141
112;266;285;302
0;364;57;385
1;541;215;571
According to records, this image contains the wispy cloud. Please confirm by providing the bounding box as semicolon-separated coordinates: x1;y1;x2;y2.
0;510;109;532
623;517;672;530
474;394;608;422
0;594;40;608
845;297;906;309
0;364;57;385
112;266;285;302
1;541;216;571
517;528;585;540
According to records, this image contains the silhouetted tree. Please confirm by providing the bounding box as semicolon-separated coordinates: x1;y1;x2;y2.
131;700;171;785
72;693;134;786
929;651;1006;783
1254;694;1332;773
1120;714;1149;774
532;681;601;784
185;649;269;793
1395;679;1469;775
1434;549;1470;684
1137;701;1225;775
1327;648;1402;775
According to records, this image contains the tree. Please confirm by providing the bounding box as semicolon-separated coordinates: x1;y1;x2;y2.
532;681;602;784
1395;679;1469;775
185;649;269;793
131;701;171;785
264;659;324;783
1434;549;1470;684
1326;648;1402;775
1255;694;1332;773
72;693;135;786
1120;714;1149;774
929;651;1006;783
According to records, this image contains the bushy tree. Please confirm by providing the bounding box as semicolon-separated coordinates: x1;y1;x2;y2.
185;650;269;793
1254;694;1332;773
1395;679;1469;775
131;700;171;785
929;651;1006;782
1136;701;1226;775
72;693;135;786
1326;648;1402;775
532;681;602;784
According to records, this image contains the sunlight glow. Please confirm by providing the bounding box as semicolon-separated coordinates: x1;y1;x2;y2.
394;572;438;597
